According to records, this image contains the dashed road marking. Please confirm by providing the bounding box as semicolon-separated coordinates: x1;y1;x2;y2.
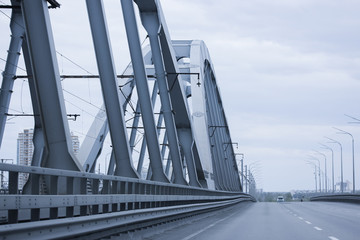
328;236;339;240
314;226;322;231
305;221;312;224
298;217;303;220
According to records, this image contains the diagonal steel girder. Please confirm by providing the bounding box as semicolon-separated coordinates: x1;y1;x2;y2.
135;0;205;188
20;0;82;175
86;0;138;179
120;0;169;183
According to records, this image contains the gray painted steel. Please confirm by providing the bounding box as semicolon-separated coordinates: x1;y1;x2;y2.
310;194;360;203
21;0;82;176
0;0;246;233
139;5;190;187
120;0;168;183
0;1;24;149
86;0;138;178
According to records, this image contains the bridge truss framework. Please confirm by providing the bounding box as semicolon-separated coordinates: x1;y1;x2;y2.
0;0;252;237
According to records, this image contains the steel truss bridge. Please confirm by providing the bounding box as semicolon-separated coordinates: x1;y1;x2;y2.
0;0;254;238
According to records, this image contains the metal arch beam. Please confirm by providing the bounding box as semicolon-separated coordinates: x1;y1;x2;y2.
120;0;168;183
203;56;241;191
186;41;242;191
20;0;82;174
206;70;232;191
86;0;138;178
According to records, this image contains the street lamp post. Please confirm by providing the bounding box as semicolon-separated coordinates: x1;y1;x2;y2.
306;161;318;192
320;143;335;193
334;127;356;193
326;137;343;193
308;155;321;192
314;150;327;192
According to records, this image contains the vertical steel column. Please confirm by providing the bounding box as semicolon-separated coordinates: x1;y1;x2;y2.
129;101;141;153
177;129;201;187
21;37;47;194
136;82;159;175
0;2;24;148
21;0;82;172
145;112;164;180
86;0;138;178
22;38;45;168
140;13;188;186
120;0;168;183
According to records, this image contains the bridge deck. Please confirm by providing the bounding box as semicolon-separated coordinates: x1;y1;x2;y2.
147;202;360;240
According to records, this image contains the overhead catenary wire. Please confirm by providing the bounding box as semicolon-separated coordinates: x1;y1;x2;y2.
62;88;103;111
0;57;26;72
1;6;148;154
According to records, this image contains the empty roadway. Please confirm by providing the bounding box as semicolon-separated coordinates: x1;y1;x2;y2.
145;201;360;240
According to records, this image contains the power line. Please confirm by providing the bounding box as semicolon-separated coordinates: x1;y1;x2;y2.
0;57;27;72
55;51;95;75
62;88;102;111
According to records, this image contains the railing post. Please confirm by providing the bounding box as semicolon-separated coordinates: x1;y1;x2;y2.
111;181;118;212
30;174;40;221
80;178;87;216
49;175;58;219
8;171;18;224
66;177;74;217
92;179;99;214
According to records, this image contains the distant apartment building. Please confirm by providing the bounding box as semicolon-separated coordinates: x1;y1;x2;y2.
71;132;80;155
17;129;80;189
17;129;34;189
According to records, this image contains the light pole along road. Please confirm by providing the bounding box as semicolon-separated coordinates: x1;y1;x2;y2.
308;155;322;193
326;137;344;193
334;127;356;193
313;150;328;193
305;160;318;192
320;143;335;193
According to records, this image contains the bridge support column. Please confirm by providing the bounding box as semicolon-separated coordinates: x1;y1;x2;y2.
0;1;24;148
86;0;138;178
20;0;82;177
120;0;168;183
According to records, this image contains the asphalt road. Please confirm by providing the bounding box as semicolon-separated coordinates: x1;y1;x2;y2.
145;201;360;240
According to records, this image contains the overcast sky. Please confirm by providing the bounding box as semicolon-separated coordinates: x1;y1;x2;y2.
1;0;360;192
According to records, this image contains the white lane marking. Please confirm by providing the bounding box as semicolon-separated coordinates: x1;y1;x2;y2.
328;236;339;240
305;221;312;224
314;226;323;231
181;210;238;240
298;217;303;220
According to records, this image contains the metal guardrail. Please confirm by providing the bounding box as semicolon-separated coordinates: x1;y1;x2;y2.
310;194;360;203
0;163;253;225
0;197;254;240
